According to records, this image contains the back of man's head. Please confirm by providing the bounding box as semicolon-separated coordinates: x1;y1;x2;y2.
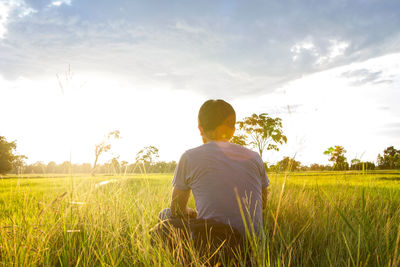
198;99;236;136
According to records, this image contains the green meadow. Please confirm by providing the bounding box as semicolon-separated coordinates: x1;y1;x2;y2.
1;171;400;266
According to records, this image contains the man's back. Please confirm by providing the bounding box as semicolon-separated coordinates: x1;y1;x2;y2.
173;141;269;236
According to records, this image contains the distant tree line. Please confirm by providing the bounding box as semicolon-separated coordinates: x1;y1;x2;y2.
1;129;400;175
9;144;177;174
1;134;177;175
9;159;177;175
269;146;400;172
14;145;397;174
268;157;376;172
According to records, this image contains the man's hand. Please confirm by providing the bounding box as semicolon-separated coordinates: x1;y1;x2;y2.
186;207;198;219
171;187;197;219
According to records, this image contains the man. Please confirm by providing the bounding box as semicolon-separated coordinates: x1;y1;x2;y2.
158;99;269;239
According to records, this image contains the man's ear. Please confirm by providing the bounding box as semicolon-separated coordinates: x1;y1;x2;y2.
198;124;208;143
198;125;205;136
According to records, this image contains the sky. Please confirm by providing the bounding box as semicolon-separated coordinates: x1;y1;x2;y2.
0;0;399;166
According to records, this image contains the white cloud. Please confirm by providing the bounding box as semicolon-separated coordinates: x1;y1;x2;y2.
175;21;206;34
315;40;349;65
290;40;318;61
0;0;36;39
328;40;349;59
0;2;11;38
291;38;349;65
49;0;72;7
1;0;399;98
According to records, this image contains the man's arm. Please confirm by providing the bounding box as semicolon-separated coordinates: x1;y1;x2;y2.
170;187;197;218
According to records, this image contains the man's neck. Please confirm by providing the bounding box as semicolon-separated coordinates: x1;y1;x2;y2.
202;137;230;144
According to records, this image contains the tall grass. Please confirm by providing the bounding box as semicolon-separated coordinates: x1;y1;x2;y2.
1;171;400;266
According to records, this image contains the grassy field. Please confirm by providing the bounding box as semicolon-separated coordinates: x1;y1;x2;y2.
1;171;400;266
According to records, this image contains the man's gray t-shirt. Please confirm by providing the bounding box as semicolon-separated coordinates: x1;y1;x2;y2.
172;141;269;236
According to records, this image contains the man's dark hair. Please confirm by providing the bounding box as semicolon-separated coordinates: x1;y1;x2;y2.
198;99;236;132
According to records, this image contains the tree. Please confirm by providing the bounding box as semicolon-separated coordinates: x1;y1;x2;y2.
275;156;301;172
136;146;159;165
135;146;159;173
324;146;349;170
0;136;19;174
121;160;129;174
377;146;400;169
12;155;27;174
110;157;121;174
91;130;120;175
309;163;332;171
31;161;46;174
47;161;57;173
232;113;287;160
350;161;375;171
230;134;247;146
78;163;92;173
351;158;361;166
152;161;177;173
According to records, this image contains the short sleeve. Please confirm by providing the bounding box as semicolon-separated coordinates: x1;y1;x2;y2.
172;152;191;190
258;156;269;188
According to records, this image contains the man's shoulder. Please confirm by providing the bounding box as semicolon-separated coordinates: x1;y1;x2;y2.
229;142;259;156
181;143;208;159
183;143;204;154
184;142;261;159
